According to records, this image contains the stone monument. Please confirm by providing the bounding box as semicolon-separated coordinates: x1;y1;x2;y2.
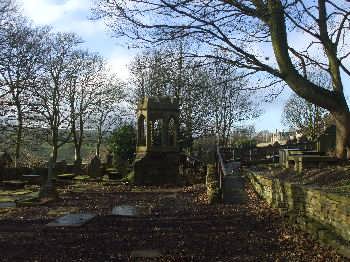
88;155;102;178
39;156;58;200
316;125;336;154
134;96;179;185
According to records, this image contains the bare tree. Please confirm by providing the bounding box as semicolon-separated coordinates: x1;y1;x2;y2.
207;62;260;146
282;94;329;140
129;45;213;149
282;68;334;140
31;32;82;164
67;50;106;165
89;74;125;158
129;45;260;149
0;0;16;25
94;1;350;158
0;18;48;166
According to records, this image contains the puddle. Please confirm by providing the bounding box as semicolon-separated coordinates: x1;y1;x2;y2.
46;213;96;227
0;202;16;208
130;249;162;258
112;205;151;217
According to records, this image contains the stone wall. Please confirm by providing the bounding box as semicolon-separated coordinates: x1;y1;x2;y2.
246;170;350;258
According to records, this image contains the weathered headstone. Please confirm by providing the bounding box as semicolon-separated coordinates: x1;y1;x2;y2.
0;151;12;168
87;156;102;178
317;125;336;154
39;157;58;200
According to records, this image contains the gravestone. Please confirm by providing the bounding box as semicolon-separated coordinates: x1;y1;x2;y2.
87;156;102;178
0;151;12;168
316;125;336;154
39;157;58;200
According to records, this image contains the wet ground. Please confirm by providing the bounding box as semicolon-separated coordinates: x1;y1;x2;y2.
0;181;346;261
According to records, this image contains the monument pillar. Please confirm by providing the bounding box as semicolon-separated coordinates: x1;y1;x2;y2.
134;97;180;185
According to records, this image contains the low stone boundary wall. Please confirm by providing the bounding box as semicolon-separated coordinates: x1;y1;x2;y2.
246;170;350;258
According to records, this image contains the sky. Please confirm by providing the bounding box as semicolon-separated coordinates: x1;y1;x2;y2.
19;0;349;132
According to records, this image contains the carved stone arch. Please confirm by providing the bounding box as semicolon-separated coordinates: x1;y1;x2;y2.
168;117;176;147
138;114;146;146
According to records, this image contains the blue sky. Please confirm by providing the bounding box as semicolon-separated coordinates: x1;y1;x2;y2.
19;0;349;132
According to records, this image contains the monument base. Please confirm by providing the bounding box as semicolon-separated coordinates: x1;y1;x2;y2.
134;152;179;185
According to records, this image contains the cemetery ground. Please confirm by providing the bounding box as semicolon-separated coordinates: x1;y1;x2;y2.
0;177;346;261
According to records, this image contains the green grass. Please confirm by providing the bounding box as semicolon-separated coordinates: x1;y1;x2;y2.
58;173;76;179
72;175;90;181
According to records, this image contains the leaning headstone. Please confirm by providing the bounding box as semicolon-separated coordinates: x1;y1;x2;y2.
46;213;96;227
87;156;102;178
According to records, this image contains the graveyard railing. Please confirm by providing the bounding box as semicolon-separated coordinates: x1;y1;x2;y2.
216;146;229;190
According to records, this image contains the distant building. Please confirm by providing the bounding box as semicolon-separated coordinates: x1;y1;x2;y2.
256;129;303;147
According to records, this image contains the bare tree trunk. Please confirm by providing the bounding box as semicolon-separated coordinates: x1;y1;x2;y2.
96;137;101;158
268;0;350;158
51;128;59;164
74;147;81;163
15;110;23;168
332;111;350;159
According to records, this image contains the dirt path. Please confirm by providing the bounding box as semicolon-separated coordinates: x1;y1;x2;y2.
0;182;346;261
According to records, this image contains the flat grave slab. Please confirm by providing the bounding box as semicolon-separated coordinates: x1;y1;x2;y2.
112;205;151;217
0;202;16;208
46;213;96;227
130;249;162;258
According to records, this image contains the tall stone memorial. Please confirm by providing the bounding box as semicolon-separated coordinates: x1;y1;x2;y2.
134;97;179;185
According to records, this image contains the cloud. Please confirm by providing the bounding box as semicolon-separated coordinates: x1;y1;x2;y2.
107;48;135;81
20;0;90;25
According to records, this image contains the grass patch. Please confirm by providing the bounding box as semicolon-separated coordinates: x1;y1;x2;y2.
73;175;90;181
0;190;33;196
58;173;76;179
0;197;14;203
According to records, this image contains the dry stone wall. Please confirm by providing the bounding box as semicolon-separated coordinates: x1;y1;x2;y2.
246;170;350;258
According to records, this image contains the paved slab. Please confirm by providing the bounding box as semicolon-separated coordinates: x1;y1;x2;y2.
224;161;240;175
221;161;246;204
130;249;162;258
0;202;16;208
46;213;96;227
223;176;247;204
112;205;151;217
